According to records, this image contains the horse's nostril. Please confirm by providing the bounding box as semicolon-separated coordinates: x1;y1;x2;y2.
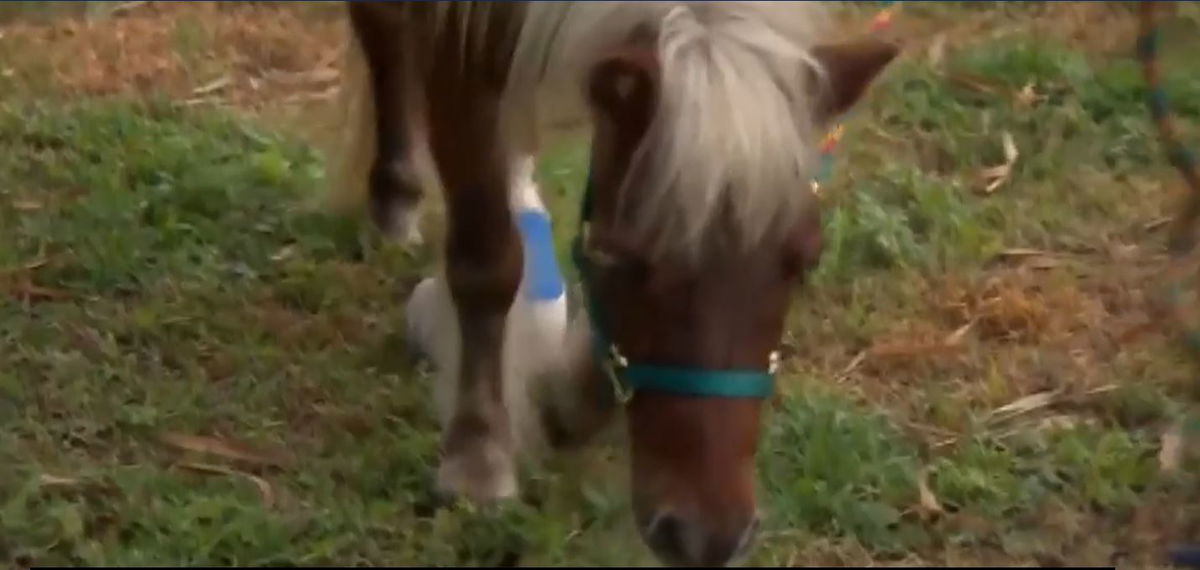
644;512;760;566
645;512;688;561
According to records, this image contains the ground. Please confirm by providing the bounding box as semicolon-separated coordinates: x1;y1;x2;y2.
2;1;1200;567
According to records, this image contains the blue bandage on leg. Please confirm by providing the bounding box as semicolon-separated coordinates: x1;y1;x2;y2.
516;209;566;303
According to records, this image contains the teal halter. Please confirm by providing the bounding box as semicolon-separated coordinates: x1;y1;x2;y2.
570;173;779;403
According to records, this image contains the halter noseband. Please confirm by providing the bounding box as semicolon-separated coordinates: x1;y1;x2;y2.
570;173;780;403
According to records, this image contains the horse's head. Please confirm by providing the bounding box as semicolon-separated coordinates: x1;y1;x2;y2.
576;23;898;566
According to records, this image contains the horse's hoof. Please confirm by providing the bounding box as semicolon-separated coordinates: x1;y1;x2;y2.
435;438;519;505
375;206;424;248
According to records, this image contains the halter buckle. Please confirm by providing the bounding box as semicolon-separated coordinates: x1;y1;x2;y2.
604;343;634;405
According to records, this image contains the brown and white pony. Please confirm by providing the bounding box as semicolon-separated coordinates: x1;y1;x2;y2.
327;2;898;566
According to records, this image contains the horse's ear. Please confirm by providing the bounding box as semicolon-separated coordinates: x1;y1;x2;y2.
587;51;658;130
811;38;900;120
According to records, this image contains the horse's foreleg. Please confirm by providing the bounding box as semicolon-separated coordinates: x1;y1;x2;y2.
437;177;523;503
427;91;524;503
347;4;425;246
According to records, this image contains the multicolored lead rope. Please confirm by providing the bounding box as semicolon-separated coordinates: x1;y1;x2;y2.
1138;2;1200;257
813;0;898;193
1139;2;1200;566
1137;2;1200;356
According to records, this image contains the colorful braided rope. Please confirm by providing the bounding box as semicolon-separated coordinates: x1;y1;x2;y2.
1138;2;1200;256
813;0;898;195
1137;1;1200;356
1139;16;1199;566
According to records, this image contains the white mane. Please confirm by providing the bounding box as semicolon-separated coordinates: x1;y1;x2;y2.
507;2;832;260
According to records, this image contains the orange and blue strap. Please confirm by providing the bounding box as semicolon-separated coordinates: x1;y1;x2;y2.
814;1;898;193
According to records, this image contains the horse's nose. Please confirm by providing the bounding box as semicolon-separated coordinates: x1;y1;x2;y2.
644;511;760;567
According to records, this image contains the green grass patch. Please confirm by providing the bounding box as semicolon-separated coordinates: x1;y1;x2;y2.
4;6;1200;567
816;32;1199;288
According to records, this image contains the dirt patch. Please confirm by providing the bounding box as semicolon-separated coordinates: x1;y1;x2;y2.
868;3;1145;69
941;265;1109;345
827;243;1193;445
0;2;347;108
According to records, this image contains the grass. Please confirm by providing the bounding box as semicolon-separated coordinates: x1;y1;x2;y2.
3;2;1200;567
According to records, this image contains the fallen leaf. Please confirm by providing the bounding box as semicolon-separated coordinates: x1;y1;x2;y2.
979;131;1019;194
38;474;80;487
997;248;1051;258
1036;414;1080;432
192;75;231;96
916;469;944;519
1160;423;1183;473
1002;130;1019;163
179;96;223;108
989;390;1058;421
265;67;339;86
271;245;296;262
1083;384;1117;397
836;350;868;381
1015;81;1042;108
281;86;338;105
160;432;291;468
943;321;974;347
947;72;1001;95
1145;216;1173;232
13;200;42;211
926;33;947;68
981;165;1012;193
178;462;276;507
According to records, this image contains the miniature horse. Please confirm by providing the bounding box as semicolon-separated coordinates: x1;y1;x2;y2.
327;3;898;566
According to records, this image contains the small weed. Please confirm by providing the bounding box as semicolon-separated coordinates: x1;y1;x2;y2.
759;388;923;556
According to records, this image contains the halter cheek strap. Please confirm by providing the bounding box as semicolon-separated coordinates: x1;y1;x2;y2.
571;174;778;403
